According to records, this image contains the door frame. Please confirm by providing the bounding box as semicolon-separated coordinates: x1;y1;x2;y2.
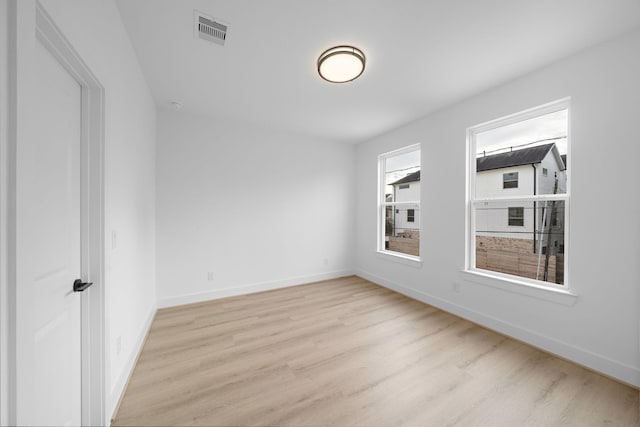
1;1;106;425
0;1;11;425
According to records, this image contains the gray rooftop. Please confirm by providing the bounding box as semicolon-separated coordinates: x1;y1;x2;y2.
391;170;420;185
477;143;558;172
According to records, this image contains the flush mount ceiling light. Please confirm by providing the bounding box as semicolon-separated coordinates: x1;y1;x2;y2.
317;45;366;83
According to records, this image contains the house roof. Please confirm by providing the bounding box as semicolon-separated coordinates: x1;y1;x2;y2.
391;170;420;185
477;143;556;172
561;154;567;167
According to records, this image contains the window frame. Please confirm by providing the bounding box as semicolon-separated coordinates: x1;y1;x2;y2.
507;206;524;226
466;98;571;291
377;144;421;263
503;172;519;189
407;208;415;223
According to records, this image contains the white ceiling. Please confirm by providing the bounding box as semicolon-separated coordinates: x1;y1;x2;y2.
116;0;640;144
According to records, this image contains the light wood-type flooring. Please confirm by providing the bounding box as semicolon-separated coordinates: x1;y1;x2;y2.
113;276;639;426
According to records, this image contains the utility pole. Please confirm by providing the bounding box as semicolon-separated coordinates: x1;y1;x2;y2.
543;173;559;281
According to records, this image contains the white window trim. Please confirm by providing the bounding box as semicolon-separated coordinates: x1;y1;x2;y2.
377;143;421;262
466;98;572;294
507;206;525;227
376;250;422;267
407;208;415;222
502;172;519;188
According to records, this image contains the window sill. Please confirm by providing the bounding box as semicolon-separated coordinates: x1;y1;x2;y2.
459;269;578;306
376;251;422;268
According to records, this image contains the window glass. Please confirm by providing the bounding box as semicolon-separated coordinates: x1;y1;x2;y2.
379;146;421;258
508;207;524;226
470;103;569;286
503;172;519;189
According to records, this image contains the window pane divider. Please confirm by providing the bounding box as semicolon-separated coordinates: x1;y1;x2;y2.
473;194;569;204
381;201;420;206
467;98;570;289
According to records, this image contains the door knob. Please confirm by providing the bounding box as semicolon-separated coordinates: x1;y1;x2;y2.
73;279;94;292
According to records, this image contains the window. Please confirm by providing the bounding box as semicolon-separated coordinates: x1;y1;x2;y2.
468;99;569;286
503;172;519;189
379;144;420;259
508;207;524;226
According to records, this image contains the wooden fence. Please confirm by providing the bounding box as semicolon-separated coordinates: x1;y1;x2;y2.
388;231;419;256
476;248;563;284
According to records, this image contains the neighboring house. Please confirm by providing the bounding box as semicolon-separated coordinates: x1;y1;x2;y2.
384;170;420;256
390;170;420;237
475;142;567;256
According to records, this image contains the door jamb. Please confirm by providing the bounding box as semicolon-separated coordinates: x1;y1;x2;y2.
3;2;106;425
35;5;106;424
0;1;12;425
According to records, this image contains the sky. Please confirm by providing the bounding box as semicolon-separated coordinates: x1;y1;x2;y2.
476;109;568;156
385;149;420;186
382;109;568;193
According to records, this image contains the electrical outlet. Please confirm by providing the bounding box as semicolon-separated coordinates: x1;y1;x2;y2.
323;258;329;266
452;283;460;293
207;272;214;281
116;336;122;355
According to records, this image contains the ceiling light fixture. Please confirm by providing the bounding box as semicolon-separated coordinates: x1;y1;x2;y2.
317;45;366;83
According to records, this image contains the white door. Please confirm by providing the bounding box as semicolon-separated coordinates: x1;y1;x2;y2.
16;38;83;425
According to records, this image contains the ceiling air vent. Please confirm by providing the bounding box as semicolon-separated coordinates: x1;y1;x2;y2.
194;11;228;46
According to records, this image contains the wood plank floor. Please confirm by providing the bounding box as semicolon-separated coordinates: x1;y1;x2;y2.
112;276;639;426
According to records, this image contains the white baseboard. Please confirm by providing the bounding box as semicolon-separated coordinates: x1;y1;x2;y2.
355;268;640;389
157;269;354;309
107;303;157;424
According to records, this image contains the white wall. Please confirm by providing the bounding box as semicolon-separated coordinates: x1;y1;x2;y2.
476;166;535;239
355;29;640;387
156;110;355;307
392;181;420;235
0;1;10;424
35;0;157;420
394;181;420;203
476;165;535;198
